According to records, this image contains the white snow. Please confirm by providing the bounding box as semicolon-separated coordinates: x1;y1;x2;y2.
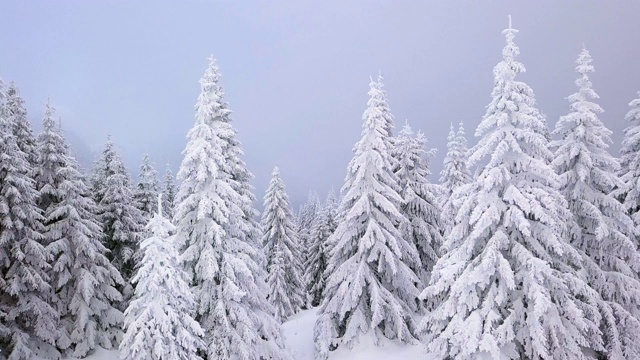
36;308;426;360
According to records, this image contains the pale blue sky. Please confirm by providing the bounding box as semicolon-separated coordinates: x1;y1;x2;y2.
1;1;639;206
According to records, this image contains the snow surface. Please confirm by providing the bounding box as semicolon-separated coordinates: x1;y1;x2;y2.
36;308;425;360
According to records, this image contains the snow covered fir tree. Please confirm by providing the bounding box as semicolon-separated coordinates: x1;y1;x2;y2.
34;102;123;358
0;81;59;360
134;154;159;224
173;57;290;360
314;76;421;359
619;90;640;235
392;123;442;284
261;167;305;322
418;19;606;359
303;190;338;308
120;195;204;360
439;121;471;236
91;138;144;309
1;13;640;360
552;48;640;359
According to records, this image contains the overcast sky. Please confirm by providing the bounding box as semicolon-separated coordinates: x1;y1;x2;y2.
1;1;639;208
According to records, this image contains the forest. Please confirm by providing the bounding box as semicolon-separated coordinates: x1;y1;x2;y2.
1;19;639;360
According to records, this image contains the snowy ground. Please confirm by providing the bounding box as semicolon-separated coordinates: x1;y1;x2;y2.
283;308;424;360
38;308;424;360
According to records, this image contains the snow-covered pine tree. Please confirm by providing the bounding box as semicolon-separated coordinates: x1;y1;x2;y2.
314;78;420;359
89;148;108;208
0;83;59;360
552;48;640;359
5;83;37;169
619;91;640;240
95;139;144;308
296;190;320;302
371;73;395;143
419;20;603;359
161;166;176;220
304;190;338;307
262;167;305;322
392;123;442;284
134;154;159;223
120;195;204;360
175;57;290;360
34;103;124;357
439;121;471;235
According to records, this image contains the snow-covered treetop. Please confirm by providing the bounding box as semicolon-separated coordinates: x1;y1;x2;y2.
440;121;470;192
569;49;603;112
196;56;231;127
456;121;467;150
552;48;612;173
364;73;395;139
471;19;548;166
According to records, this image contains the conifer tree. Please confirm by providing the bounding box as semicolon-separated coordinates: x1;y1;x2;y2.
371;73;395;142
552;48;640;359
134;154;159;223
619;91;640;240
304;190;338;307
419;20;603;359
262;167;305;321
162;166;176;220
392;124;442;283
0;82;59;360
439;121;471;235
175;57;290;359
314;78;420;359
94;139;143;307
34;103;123;357
5;83;37;168
296;191;320;305
120;195;204;360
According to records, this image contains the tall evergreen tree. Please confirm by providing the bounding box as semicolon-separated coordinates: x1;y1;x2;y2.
0;83;59;360
314;78;420;359
439;121;471;235
419;21;603;359
34;103;123;357
619;91;640;243
134;154;159;223
262;167;305;322
120;195;204;360
552;48;640;359
175;57;290;359
162;166;176;220
392;123;442;283
371;73;395;142
304;190;338;307
5;83;37;169
94;139;143;307
296;191;320;305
